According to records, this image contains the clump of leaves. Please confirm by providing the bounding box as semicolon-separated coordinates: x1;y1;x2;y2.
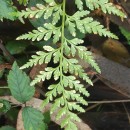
14;0;126;129
1;61;47;130
7;62;47;130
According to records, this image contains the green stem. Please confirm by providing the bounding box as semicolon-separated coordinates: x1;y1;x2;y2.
59;0;68;106
60;0;66;81
61;0;66;42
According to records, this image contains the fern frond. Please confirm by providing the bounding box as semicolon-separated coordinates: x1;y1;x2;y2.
83;17;118;39
65;38;101;73
66;15;118;39
17;25;61;42
17;4;55;19
17;2;62;25
20;46;56;69
63;75;90;97
16;0;126;130
61;112;81;130
76;46;101;73
85;0;126;18
43;74;89;128
30;67;57;86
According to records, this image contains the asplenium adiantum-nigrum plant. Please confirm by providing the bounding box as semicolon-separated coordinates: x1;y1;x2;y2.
16;0;126;129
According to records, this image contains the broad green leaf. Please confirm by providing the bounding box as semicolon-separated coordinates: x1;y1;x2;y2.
22;107;46;130
8;62;35;103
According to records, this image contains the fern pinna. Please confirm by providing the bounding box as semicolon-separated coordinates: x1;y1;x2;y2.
16;0;126;129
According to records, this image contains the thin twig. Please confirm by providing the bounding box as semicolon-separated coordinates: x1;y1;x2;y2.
84;103;102;113
88;99;130;104
78;99;130;114
122;103;130;123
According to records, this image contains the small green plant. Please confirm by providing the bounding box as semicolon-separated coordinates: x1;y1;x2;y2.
0;0;126;130
8;62;47;130
15;0;126;129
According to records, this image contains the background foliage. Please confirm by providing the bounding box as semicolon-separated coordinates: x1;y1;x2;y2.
0;0;130;130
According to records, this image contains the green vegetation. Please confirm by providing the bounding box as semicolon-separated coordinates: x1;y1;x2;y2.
0;0;126;130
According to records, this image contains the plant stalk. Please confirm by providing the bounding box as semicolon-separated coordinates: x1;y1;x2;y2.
60;0;66;81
